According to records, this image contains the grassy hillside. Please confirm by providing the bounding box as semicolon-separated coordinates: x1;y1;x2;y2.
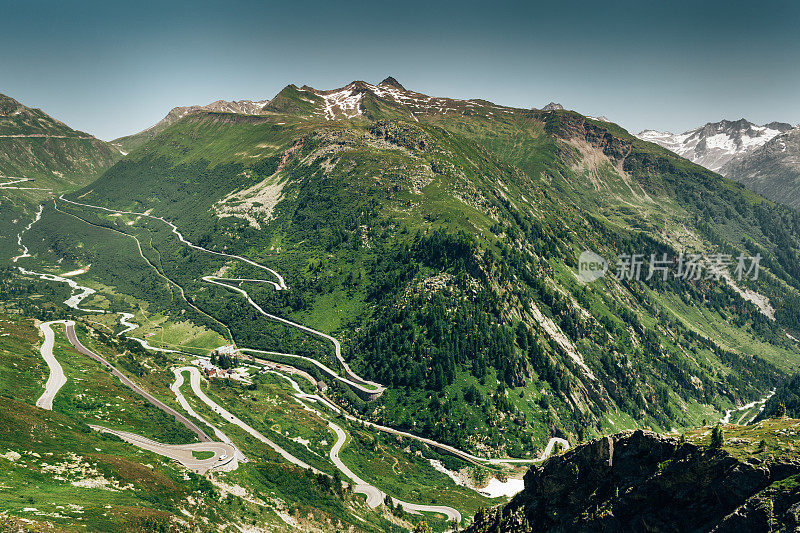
0;94;121;193
0;312;457;531
47;80;800;458
0;93;122;260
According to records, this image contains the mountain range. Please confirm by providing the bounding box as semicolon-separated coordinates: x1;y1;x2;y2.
112;98;271;153
637;119;800;210
4;78;800;531
63;76;800;441
723;126;800;209
637;119;794;172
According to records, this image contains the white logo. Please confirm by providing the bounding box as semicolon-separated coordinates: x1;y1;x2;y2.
578;250;608;282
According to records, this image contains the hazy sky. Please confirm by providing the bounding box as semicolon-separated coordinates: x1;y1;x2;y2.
2;0;798;140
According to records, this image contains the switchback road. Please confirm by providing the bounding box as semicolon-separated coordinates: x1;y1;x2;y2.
89;425;237;474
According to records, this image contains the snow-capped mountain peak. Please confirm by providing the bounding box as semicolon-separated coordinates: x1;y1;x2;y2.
637;119;793;172
294;78;504;121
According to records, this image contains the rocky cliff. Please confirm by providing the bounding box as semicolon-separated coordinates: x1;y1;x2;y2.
466;424;800;532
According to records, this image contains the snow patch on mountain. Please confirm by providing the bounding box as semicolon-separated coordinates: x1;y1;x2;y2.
301;78;499;120
637;120;792;172
320;88;364;120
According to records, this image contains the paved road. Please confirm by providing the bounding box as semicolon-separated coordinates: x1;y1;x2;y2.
261;361;570;467
176;365;458;519
273;370;462;521
0;177;50;190
243;348;382;400
325;419;461;521
537;437;570;461
35;321;70;410
173;366;304;469
204;276;384;396
327;421;384;506
89;425;238;474
59;195;287;290
59;196;383;397
53;196;560;521
314;385;566;467
35;323;240;474
171;368;248;463
62;323;212;442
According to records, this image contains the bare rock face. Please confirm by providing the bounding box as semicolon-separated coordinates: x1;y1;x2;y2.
722;126;800;210
637;120;793;172
466;430;800;533
542;102;564;111
379;76;406;90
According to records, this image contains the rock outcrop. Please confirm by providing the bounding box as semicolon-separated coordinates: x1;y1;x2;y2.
466;430;800;532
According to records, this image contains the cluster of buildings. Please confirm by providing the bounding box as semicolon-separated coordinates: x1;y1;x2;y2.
193;355;251;383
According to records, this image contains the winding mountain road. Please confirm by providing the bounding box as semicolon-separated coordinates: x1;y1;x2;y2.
33;322;239;473
204;276;384;394
173;366;305;469
264;369;569;521
89;425;238;474
326;417;461;521
0;177;50;190
61;321;212;442
35;321;70;410
177;364;461;520
257;354;568;467
44;196;570;522
58;195;382;395
59;195;287;290
55;195;571;465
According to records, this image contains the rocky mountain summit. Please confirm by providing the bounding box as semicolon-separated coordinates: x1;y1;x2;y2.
115;77;526;149
542;102;564;111
112;97;270;152
466;421;800;532
722;125;800;209
638;119;793;172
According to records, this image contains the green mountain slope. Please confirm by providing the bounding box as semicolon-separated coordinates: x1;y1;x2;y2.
53;78;800;459
0;93;121;193
0;312;426;532
112;98;270;154
0;93;122;264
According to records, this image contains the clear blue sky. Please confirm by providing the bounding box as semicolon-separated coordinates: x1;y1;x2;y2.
2;0;798;140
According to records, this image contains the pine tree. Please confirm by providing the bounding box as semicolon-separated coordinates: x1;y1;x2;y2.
710;424;724;450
